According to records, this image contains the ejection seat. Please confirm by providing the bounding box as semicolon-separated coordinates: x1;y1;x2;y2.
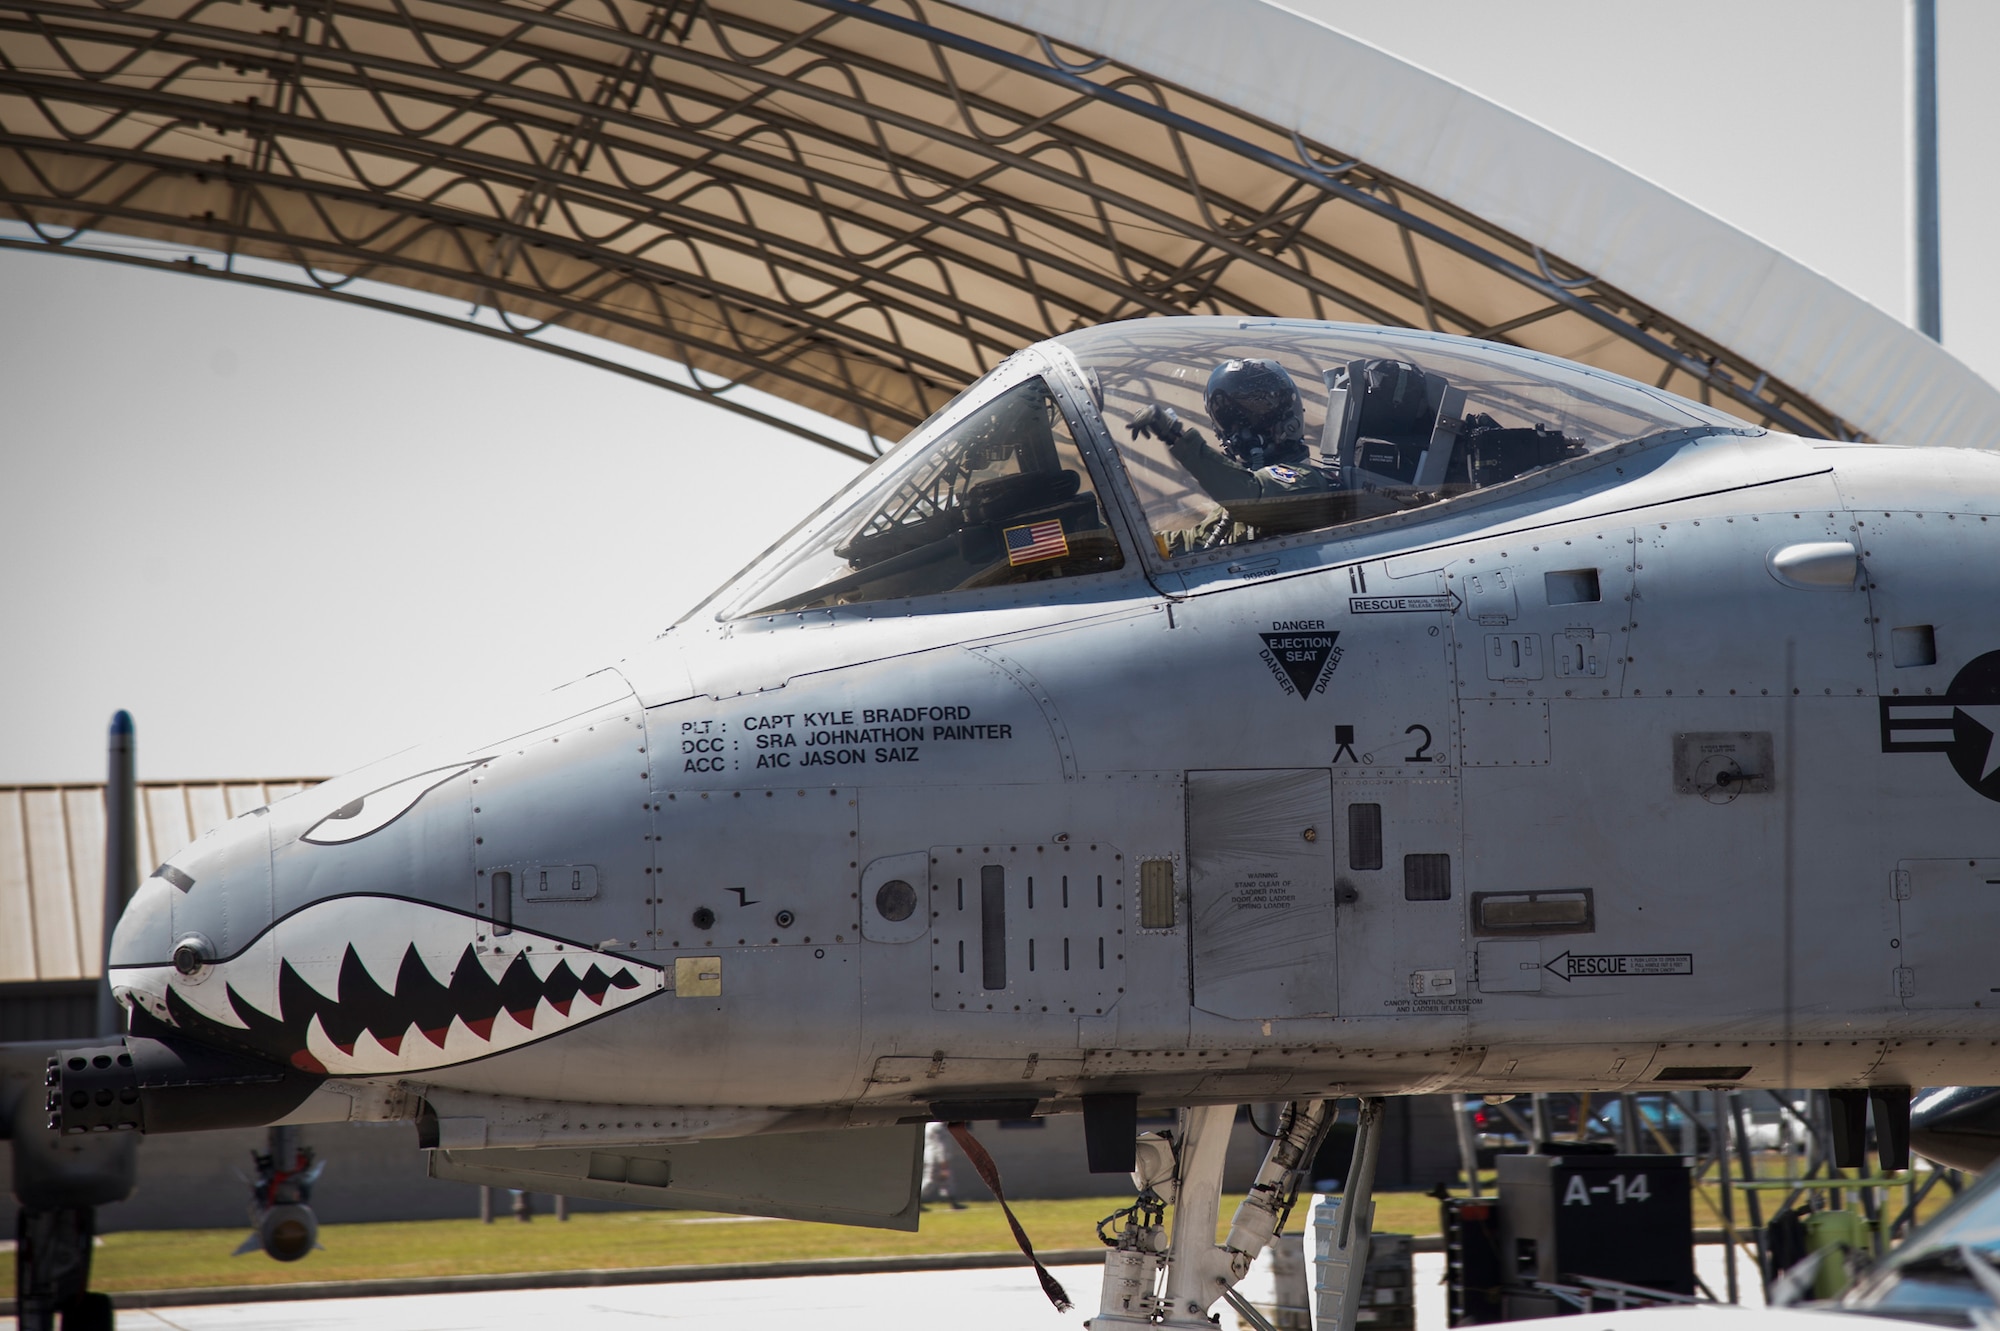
1319;357;1585;500
1320;356;1465;496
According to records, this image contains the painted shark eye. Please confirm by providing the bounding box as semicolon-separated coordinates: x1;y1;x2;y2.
301;764;474;845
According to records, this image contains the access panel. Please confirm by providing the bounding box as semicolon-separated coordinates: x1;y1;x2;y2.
1334;777;1463;1018
1896;858;2000;1008
651;788;859;951
929;842;1126;1017
471;707;652;952
1186;769;1336;1019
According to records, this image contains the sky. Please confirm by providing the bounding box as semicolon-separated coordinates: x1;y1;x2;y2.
4;0;1995;783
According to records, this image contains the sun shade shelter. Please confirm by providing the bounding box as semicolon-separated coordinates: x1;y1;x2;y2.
1;0;1995;457
0;779;321;1030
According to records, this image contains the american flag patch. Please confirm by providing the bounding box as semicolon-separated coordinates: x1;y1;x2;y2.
1003;519;1069;566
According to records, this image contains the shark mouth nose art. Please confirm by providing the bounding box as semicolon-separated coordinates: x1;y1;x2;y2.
111;896;665;1075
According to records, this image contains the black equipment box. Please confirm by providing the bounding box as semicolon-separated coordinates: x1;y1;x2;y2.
1442;1198;1505;1326
1494;1152;1694;1318
1443;1153;1695;1323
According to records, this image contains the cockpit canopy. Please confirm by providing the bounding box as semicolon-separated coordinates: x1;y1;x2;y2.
725;370;1126;616
1062;318;1744;560
709;318;1747;619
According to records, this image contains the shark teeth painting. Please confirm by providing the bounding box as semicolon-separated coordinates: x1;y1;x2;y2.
110;895;665;1075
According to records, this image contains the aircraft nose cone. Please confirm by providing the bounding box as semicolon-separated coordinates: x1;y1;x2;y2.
108;875;174;969
109;811;273;1025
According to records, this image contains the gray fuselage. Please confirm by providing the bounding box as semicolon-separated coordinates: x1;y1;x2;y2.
107;428;2000;1136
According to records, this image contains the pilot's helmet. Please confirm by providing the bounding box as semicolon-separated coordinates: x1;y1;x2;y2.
1204;358;1305;464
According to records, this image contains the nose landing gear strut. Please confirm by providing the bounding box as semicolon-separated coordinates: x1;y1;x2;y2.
1093;1097;1384;1328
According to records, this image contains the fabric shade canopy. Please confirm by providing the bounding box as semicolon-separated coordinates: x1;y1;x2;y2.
3;0;1992;455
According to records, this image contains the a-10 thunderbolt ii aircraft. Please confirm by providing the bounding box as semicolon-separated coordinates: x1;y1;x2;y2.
26;315;2000;1326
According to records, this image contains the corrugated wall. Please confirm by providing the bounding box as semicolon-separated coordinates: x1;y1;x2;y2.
0;779;320;984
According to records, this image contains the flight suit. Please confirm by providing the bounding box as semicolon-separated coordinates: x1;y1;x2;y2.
1156;423;1333;556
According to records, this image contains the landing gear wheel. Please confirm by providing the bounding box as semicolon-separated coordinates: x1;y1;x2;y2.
61;1292;114;1331
14;1207;98;1331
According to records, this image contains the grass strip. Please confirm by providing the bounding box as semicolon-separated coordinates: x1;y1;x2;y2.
15;1178;1942;1299
1;1191;1446;1297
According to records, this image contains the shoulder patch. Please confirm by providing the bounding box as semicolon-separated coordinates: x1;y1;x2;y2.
1266;465;1301;483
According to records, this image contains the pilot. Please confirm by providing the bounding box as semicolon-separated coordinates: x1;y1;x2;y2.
1128;357;1330;553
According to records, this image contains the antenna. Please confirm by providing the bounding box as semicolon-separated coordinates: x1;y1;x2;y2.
1910;0;1942;340
97;710;136;1038
1783;641;1797;1184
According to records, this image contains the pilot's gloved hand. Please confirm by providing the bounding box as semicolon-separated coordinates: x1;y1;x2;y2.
1128;404;1184;444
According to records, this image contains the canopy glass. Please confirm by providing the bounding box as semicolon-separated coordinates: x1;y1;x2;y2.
707;319;1749;619
725;370;1125;616
1055;318;1746;559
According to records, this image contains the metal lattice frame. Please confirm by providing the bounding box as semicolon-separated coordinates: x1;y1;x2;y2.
0;0;1860;460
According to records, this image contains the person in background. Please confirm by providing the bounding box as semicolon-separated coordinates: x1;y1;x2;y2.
922;1121;967;1210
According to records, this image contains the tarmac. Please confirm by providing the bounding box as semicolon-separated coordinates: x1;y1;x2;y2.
1;1248;1762;1330
19;1264;1110;1331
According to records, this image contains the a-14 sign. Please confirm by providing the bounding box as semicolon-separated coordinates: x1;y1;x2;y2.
1563;1173;1653;1205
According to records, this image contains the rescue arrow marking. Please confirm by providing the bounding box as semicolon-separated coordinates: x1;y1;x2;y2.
1348;593;1460;614
1543;951;1693;981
